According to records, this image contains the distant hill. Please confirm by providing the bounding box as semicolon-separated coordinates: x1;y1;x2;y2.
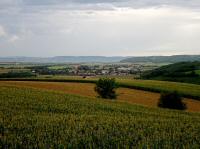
0;56;127;63
121;55;200;63
142;61;200;85
1;55;200;63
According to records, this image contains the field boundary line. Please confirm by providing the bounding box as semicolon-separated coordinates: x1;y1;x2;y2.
0;78;200;100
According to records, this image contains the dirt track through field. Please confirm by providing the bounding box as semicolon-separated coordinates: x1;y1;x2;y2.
0;81;200;112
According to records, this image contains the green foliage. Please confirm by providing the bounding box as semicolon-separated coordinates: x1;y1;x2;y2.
1;86;200;148
142;61;200;85
95;78;118;99
158;91;186;110
0;72;35;78
142;61;200;78
27;65;70;75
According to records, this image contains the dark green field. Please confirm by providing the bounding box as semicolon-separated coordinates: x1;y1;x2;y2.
1;85;200;148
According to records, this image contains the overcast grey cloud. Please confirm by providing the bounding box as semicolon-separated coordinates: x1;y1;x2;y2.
0;0;200;56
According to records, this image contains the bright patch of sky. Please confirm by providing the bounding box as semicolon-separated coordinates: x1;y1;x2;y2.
0;0;200;56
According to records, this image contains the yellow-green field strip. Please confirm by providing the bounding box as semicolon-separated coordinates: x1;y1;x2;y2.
0;78;200;100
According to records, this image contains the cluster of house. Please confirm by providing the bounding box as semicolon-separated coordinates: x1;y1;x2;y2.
30;63;158;77
67;64;144;76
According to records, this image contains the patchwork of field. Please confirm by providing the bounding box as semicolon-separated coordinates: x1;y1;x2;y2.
1;85;200;148
1;81;200;112
2;77;200;100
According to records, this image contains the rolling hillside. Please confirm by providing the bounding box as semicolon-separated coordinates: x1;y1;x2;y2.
1;81;200;112
1;85;200;148
1;77;200;100
142;61;200;85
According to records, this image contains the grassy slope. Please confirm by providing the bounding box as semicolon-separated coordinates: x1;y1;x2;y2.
1;85;200;148
141;62;200;85
153;76;200;85
1;81;200;112
117;79;200;99
1;77;200;100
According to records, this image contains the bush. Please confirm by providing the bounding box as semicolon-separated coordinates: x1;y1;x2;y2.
158;91;186;110
0;72;36;78
95;78;118;99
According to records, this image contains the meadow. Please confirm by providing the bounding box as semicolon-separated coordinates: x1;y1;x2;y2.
1;85;200;148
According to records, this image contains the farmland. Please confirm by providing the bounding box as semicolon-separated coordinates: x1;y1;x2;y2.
1;0;200;147
1;62;200;99
1;85;200;148
117;79;200;100
1;77;200;100
1;81;200;112
1;63;200;147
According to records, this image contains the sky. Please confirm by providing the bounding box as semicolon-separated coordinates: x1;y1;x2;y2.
0;0;200;57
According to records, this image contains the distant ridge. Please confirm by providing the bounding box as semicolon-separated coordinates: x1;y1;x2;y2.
0;56;127;63
121;55;200;63
1;55;200;63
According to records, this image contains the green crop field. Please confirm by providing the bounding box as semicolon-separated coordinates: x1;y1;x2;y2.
48;65;68;70
1;77;200;100
117;79;200;100
195;70;200;75
1;85;200;148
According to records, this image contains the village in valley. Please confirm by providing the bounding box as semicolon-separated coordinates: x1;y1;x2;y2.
26;63;159;77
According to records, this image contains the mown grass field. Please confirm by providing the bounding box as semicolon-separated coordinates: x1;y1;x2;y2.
1;85;200;148
1;81;200;112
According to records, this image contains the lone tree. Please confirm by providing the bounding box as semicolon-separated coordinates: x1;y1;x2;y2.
158;91;186;110
95;78;118;99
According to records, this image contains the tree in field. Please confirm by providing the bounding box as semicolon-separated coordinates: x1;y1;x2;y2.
158;91;186;110
95;78;118;99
